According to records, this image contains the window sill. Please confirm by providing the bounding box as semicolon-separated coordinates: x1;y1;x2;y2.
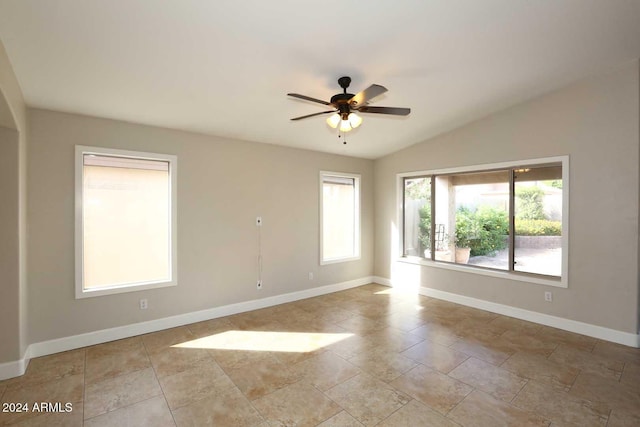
75;279;177;299
321;255;361;266
397;256;567;288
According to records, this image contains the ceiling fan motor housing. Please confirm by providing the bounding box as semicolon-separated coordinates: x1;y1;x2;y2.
330;93;355;104
334;76;357;116
338;76;351;90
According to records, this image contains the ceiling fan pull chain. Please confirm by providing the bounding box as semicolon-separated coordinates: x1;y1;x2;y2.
337;129;347;144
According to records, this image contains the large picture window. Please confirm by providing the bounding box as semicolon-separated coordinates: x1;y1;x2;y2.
75;146;177;298
320;171;361;264
401;157;567;286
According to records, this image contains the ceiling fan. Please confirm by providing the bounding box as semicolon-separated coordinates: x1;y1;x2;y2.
288;76;410;133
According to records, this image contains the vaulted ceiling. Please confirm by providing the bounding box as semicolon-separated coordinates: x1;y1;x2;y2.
0;0;638;158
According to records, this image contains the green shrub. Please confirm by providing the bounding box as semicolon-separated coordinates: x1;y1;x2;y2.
515;219;561;236
543;179;563;189
515;186;546;220
464;206;509;256
454;207;475;248
418;204;431;251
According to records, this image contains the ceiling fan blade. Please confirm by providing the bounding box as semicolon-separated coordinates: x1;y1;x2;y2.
349;84;388;106
290;110;336;121
357;106;411;116
287;93;331;106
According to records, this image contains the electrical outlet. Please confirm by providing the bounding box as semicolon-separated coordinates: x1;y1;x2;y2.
544;291;552;302
308;272;313;280
257;280;262;290
139;299;148;310
256;216;262;226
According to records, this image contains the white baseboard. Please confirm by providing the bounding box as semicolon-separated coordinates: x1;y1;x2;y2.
1;276;373;380
372;276;392;287
373;276;639;348
0;357;29;382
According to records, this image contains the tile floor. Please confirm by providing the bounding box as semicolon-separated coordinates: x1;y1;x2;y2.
1;284;639;426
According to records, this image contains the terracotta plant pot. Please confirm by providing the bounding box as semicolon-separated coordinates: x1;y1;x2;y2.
455;247;471;264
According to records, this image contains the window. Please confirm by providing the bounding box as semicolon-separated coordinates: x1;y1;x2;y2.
514;165;563;277
401;157;567;286
320;171;360;264
75;146;177;298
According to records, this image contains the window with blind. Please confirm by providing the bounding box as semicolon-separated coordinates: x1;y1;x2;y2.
320;171;361;264
75;146;177;298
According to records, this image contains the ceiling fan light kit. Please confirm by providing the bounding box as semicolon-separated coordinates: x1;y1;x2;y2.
288;76;410;142
326;111;362;132
326;113;341;128
339;119;353;133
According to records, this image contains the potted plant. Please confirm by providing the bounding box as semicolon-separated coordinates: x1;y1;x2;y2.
454;208;474;264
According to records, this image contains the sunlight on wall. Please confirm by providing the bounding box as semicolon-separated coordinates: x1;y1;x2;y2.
391;218;399;261
391;259;423;291
391;184;423;291
171;330;353;353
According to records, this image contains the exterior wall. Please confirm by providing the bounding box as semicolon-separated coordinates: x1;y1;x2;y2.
26;109;374;343
374;60;640;334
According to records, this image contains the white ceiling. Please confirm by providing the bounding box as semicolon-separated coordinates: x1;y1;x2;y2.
0;1;639;159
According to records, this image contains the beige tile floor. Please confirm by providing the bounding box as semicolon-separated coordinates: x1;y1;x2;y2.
1;284;639;426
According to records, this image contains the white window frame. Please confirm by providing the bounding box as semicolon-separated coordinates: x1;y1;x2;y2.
397;156;569;288
320;171;361;265
75;145;178;298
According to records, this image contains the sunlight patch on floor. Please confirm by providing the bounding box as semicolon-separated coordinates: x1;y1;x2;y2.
375;286;425;312
172;330;353;353
374;288;416;296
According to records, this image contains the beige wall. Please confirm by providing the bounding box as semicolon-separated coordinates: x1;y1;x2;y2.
0;42;26;131
27;109;374;343
374;60;640;334
0;126;20;361
0;39;27;364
